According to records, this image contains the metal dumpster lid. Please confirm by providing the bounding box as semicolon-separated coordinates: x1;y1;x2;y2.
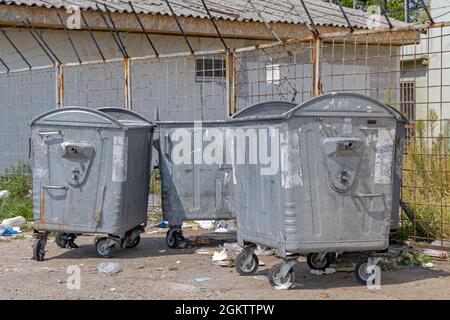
98;108;155;129
284;93;408;122
30;107;154;130
228;93;407;123
232;101;298;119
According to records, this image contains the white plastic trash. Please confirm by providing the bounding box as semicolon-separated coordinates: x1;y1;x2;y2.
0;216;26;228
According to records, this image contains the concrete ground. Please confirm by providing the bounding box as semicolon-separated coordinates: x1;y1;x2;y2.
0;229;449;300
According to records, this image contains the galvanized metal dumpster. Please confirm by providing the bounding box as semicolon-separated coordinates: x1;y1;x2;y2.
156;101;296;248
30;107;155;261
230;93;406;289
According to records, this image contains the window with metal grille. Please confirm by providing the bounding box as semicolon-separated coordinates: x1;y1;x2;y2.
195;58;226;82
400;81;416;138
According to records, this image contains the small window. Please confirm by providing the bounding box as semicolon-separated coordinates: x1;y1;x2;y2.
195;58;226;82
266;63;280;85
400;81;416;138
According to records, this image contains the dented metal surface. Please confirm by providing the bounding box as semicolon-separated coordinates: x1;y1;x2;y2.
156;101;296;227
231;93;406;256
30;107;155;237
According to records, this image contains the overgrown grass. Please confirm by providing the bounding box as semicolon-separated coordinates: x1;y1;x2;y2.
150;168;161;195
400;114;450;241
0;162;33;222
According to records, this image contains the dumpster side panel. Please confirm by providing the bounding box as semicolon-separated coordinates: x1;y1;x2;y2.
32;124;122;235
116;128;153;235
234;123;285;249
158;124;234;226
285;115;398;252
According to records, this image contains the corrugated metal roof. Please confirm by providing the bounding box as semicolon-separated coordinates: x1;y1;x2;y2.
0;0;408;30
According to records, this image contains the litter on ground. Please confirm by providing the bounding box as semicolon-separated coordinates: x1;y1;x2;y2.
310;268;336;275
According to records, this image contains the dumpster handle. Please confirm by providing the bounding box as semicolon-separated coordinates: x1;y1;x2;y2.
354;192;383;198
38;131;61;136
43;185;68;191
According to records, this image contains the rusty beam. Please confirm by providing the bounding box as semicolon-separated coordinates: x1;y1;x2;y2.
124;58;132;110
56;63;64;108
312;37;321;97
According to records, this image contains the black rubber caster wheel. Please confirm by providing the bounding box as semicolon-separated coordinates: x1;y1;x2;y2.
268;264;295;290
307;253;333;271
95;237;115;258
166;228;182;249
234;251;259;275
354;260;376;286
55;232;66;248
125;235;141;249
33;239;46;262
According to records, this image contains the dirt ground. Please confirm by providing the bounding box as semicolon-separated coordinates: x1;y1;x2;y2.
0;229;449;300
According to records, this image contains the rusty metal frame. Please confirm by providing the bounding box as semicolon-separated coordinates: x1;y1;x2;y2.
56;63;64;108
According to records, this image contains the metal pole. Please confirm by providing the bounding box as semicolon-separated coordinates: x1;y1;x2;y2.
164;0;194;54
23;21;56;65
56;63;64;108
336;0;354;32
312;37;321;97
25;19;62;64
96;4;128;58
56;12;82;64
247;0;282;43
0;57;9;73
404;0;409;23
419;0;434;24
377;0;393;28
299;0;319;36
0;29;32;69
128;1;159;57
124;58;132;110
200;0;228;50
102;4;129;58
81;11;106;61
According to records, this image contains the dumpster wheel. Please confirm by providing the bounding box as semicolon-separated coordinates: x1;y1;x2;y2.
234;251;259;275
307;253;334;271
166;228;183;249
354;260;372;286
125;235;141;249
95;237;115;258
33;239;46;262
55;232;78;249
268;264;295;290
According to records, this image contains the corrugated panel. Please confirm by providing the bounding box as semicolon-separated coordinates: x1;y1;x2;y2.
0;0;408;30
